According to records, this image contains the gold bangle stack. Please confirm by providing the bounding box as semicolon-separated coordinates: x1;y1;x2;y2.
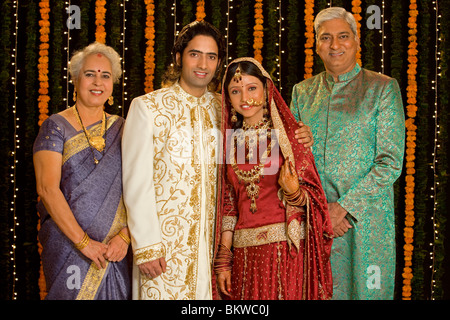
74;232;90;250
283;187;307;207
214;244;234;274
118;231;131;245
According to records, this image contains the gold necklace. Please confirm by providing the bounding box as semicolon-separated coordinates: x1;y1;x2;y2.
73;105;106;164
230;133;275;213
242;116;270;131
236;117;272;161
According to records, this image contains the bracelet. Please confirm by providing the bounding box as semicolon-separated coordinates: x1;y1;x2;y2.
214;244;234;274
74;232;90;250
118;231;131;245
283;187;307;207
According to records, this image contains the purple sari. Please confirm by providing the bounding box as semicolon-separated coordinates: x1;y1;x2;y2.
34;113;131;300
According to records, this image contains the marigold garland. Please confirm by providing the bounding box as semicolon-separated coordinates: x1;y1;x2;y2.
144;0;156;93
196;0;206;21
95;0;107;44
37;0;50;127
37;0;50;299
351;0;362;66
37;200;47;299
253;0;264;64
304;0;314;79
402;0;418;300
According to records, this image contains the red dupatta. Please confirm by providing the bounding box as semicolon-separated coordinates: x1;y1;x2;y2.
213;57;333;300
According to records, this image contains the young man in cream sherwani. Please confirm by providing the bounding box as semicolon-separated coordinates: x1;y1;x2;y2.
122;20;225;300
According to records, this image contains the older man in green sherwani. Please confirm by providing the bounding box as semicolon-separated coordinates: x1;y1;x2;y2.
290;7;405;299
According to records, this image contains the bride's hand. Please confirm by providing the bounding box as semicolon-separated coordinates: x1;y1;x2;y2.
278;158;299;194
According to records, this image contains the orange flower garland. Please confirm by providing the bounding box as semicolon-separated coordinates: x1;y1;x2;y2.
37;0;50;299
304;0;314;79
144;0;156;93
196;0;206;21
253;0;264;64
402;0;418;300
37;196;47;299
37;0;50;127
95;0;107;44
351;0;362;66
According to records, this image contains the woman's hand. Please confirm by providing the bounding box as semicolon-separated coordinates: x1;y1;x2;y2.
214;232;233;298
278;158;300;194
80;239;108;269
104;234;129;262
217;271;232;297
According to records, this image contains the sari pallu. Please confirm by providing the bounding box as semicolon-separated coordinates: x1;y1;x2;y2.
35;114;131;300
213;57;333;300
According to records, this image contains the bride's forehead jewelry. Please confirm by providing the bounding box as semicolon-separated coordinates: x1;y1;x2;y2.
232;65;242;83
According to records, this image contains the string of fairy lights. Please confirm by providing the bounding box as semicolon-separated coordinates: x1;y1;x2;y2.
172;1;180;41
276;0;284;93
430;0;441;300
225;0;234;67
120;0;128;117
380;0;386;74
9;0;20;300
64;1;72;108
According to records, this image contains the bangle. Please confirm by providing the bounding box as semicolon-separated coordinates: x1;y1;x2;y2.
214;244;233;274
74;232;90;250
283;187;307;207
118;231;131;245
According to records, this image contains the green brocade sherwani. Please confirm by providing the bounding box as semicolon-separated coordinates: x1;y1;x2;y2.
290;64;405;300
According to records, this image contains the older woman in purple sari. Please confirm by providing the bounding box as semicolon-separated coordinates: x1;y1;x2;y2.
33;42;131;300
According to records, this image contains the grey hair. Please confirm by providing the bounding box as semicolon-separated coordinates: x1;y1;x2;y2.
69;42;122;84
314;7;358;40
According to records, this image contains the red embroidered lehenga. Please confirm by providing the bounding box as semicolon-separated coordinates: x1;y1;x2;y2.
213;57;333;300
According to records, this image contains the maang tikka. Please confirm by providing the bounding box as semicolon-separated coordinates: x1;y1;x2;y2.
233;65;242;83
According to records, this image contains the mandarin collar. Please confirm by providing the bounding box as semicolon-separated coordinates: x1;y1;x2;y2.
326;63;361;84
174;81;208;104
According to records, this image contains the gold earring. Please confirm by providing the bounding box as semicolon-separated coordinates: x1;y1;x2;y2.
108;96;114;106
231;108;237;123
73;91;77;102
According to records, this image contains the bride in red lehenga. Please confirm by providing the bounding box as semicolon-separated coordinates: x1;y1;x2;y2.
213;57;333;300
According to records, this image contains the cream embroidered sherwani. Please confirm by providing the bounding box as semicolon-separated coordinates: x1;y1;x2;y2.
122;82;221;300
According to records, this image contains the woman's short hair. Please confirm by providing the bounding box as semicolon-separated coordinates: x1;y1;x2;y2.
314;7;358;39
69;42;122;84
161;20;225;92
